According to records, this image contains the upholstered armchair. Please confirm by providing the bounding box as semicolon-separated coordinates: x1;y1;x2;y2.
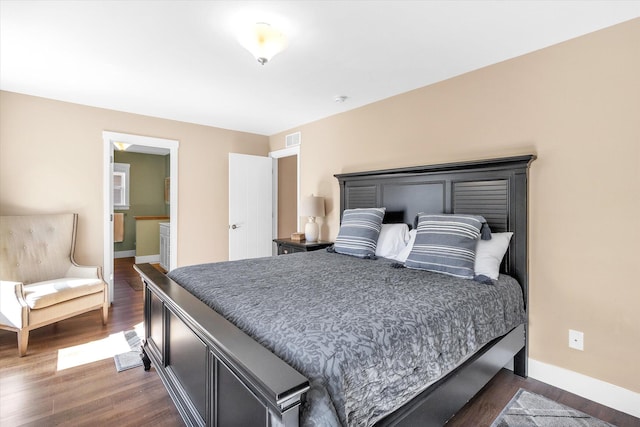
0;213;109;356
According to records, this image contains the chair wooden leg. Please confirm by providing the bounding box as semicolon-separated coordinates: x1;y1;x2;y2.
102;304;109;325
17;329;29;357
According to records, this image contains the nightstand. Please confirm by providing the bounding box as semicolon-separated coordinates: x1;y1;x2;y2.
273;238;333;255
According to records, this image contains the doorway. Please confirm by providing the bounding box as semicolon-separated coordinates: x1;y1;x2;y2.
102;131;179;303
276;155;298;238
270;146;300;245
227;147;299;260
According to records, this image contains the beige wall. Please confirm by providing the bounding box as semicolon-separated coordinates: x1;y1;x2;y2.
277;155;298;238
0;91;269;267
270;19;640;392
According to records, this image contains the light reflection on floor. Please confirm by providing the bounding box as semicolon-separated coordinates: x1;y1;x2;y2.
56;322;144;371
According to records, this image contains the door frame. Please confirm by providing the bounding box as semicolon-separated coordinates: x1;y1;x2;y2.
102;131;179;303
269;146;300;246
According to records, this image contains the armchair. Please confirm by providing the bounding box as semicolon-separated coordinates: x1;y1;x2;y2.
0;213;109;356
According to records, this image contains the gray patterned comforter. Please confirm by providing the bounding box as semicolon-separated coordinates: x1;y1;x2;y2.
168;250;526;427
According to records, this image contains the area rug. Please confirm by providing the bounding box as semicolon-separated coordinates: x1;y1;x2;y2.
113;329;143;372
491;389;616;427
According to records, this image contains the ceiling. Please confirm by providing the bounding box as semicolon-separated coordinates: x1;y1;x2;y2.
1;1;639;136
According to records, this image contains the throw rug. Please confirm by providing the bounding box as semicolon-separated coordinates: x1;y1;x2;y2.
114;329;143;372
491;389;616;427
126;277;143;291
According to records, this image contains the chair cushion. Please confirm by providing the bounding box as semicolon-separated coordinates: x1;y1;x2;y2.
24;278;104;309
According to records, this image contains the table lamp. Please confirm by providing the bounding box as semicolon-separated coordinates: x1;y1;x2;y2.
301;195;325;242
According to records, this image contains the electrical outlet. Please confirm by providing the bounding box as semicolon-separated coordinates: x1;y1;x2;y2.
569;329;584;351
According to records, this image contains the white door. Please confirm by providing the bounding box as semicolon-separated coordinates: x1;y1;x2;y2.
229;153;273;261
105;144;115;296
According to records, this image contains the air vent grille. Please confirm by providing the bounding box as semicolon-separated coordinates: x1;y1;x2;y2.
285;132;301;148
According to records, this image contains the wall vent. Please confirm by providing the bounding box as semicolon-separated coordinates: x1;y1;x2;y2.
285;132;301;148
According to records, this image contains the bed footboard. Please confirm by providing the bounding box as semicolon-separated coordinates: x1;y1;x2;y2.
377;323;525;426
134;263;309;427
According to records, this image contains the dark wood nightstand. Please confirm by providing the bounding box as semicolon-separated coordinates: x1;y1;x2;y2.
273;238;333;255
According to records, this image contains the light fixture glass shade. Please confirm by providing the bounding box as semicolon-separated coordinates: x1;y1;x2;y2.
113;142;131;151
238;22;287;65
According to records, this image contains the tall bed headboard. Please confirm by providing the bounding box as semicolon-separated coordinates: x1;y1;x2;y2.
335;155;535;305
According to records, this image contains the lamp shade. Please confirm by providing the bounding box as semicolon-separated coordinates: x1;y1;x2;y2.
301;195;325;218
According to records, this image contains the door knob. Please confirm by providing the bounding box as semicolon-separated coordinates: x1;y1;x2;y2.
229;224;240;230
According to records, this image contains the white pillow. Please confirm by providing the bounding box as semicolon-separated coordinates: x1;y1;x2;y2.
395;229;417;263
375;223;410;259
474;232;513;280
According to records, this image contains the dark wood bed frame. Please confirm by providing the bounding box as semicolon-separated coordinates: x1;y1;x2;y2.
134;154;535;427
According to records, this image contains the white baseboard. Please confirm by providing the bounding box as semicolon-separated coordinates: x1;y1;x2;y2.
114;250;136;259
135;254;160;264
529;358;640;418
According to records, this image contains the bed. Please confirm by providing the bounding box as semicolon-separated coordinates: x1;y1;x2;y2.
134;155;535;427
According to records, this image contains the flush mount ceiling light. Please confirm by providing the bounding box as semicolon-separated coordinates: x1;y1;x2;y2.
238;22;287;65
113;142;131;151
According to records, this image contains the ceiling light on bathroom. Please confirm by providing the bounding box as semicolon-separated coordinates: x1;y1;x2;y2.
334;95;348;103
113;142;131;151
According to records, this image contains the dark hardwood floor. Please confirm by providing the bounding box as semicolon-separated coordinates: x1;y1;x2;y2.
1;257;638;426
0;257;183;426
447;369;639;427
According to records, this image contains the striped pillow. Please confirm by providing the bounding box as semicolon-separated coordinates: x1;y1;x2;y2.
405;213;487;279
334;208;386;258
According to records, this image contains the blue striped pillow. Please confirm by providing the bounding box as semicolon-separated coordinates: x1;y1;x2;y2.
334;208;386;258
405;213;487;278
